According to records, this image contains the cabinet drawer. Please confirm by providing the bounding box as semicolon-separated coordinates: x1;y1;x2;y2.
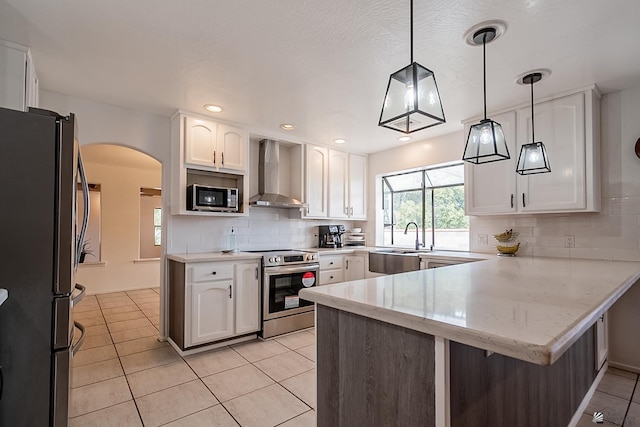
189;263;234;283
320;256;343;270
320;269;344;285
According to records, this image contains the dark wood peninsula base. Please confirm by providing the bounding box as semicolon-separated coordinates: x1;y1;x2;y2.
315;304;599;427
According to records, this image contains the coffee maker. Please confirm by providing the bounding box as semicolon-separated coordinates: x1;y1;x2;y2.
318;225;345;248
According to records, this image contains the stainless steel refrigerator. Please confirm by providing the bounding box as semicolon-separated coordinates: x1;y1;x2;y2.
0;106;89;426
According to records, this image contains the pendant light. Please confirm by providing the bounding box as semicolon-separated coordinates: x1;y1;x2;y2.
462;27;510;164
516;72;551;175
378;0;445;134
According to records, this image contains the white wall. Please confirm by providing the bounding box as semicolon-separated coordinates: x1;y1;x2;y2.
366;131;465;245
469;85;640;261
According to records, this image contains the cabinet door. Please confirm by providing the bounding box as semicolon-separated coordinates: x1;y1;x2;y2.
344;255;365;281
516;92;586;212
217;123;245;171
235;262;260;335
305;145;329;217
329;149;349;218
189;281;234;345
464;111;517;215
184;116;217;168
0;42;27;111
348;154;367;219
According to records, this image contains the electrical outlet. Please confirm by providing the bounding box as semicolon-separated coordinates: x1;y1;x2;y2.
477;234;488;245
565;235;575;248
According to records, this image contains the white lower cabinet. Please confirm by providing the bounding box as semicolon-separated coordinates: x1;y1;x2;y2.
319;254;366;285
319;255;344;285
189;280;234;345
234;263;261;335
170;259;261;350
344;255;365;281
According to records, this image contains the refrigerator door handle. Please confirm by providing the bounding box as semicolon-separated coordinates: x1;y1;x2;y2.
76;153;90;270
71;321;86;356
72;283;86;307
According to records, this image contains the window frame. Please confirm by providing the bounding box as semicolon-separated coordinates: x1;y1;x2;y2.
381;163;468;251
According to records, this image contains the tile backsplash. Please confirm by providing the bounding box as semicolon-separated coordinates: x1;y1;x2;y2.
470;86;640;262
167;208;357;254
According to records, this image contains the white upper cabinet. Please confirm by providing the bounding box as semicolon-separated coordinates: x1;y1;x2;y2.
0;40;38;111
516;92;591;212
305;144;329;218
348;154;367;220
184;116;246;172
307;145;367;219
329;150;349;218
217;123;245;171
464;111;517;215
464;87;600;215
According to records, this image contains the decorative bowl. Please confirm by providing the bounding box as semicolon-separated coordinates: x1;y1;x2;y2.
496;243;520;254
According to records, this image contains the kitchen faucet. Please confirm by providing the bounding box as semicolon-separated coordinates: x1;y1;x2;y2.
404;222;424;251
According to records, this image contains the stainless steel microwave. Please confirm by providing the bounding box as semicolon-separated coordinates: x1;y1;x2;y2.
187;184;239;212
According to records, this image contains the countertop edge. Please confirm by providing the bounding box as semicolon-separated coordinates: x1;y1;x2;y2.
166;252;263;263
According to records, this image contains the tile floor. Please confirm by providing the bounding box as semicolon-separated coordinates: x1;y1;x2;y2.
72;288;640;427
577;367;640;426
70;288;316;427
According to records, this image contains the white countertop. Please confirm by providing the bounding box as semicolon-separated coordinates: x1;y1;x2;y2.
300;256;640;365
0;288;7;306
166;252;263;263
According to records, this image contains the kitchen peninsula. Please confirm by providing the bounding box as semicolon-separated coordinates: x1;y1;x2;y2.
300;256;640;427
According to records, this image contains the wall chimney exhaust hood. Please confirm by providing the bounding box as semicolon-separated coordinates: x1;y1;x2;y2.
249;139;307;209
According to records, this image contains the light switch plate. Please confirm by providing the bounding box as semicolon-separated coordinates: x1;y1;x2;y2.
565;235;575;248
477;234;488;245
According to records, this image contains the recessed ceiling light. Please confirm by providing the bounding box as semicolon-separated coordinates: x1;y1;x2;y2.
333;138;346;144
398;136;411;142
280;124;296;130
204;104;223;113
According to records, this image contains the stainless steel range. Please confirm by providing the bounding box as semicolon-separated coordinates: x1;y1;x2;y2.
250;249;319;338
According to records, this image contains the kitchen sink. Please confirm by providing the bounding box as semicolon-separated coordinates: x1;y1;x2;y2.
369;251;421;274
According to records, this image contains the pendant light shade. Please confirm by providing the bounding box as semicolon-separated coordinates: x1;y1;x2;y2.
462;27;510;164
378;0;445;134
516;72;551;175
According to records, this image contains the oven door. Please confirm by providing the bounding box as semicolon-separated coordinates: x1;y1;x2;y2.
263;264;319;320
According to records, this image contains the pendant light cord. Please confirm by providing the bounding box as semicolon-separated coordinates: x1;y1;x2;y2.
483;34;487;120
410;0;414;63
530;79;535;143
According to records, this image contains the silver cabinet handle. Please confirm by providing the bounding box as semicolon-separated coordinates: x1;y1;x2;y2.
211;271;217;275
510;194;514;208
346;260;349;269
72;321;86;356
228;285;232;299
255;267;259;280
522;193;526;208
213;151;216;164
221;152;224;166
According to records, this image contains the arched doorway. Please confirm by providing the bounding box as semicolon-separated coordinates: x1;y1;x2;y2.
76;143;163;299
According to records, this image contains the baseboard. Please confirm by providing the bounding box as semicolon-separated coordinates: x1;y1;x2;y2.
608;361;640;374
168;334;257;357
567;362;608;427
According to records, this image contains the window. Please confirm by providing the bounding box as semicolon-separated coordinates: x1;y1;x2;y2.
382;163;468;251
139;188;162;259
77;183;101;263
153;208;162;246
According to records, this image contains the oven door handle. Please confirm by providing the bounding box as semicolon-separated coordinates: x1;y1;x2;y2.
265;264;319;274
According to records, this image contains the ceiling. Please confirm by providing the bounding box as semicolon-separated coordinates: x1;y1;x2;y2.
2;0;640;154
